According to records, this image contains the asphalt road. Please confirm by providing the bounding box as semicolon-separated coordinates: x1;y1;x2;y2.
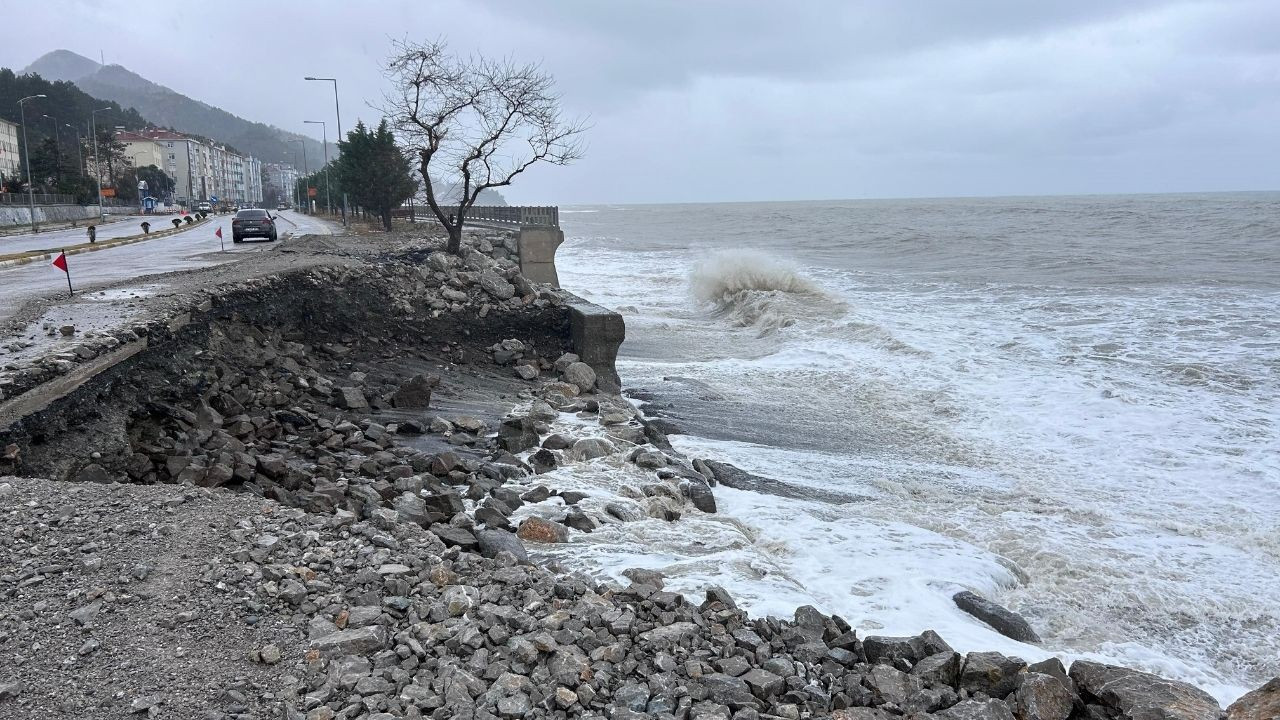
0;211;337;322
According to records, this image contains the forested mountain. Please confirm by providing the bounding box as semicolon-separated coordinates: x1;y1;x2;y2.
23;50;330;165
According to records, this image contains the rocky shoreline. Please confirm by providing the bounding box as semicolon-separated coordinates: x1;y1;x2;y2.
0;227;1275;719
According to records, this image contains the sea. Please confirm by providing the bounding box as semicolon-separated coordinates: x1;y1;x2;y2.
537;192;1279;703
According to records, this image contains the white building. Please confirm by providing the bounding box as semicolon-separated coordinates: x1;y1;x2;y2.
264;162;299;204
116;129;264;206
0;118;21;187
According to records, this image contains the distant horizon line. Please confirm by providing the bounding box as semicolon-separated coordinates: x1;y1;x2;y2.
549;188;1279;209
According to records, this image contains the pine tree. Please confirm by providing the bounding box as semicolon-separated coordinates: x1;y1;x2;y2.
334;120;416;231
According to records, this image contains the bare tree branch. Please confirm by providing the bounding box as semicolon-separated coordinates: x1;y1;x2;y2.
381;38;588;254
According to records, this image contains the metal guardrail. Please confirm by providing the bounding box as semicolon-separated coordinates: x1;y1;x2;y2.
396;204;559;229
0;192;77;206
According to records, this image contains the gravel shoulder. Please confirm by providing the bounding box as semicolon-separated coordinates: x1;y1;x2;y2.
0;477;300;718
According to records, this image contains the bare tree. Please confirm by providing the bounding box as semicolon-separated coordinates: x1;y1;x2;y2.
384;39;586;254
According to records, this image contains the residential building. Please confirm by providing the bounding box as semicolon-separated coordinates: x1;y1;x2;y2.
0;118;20;186
116;129;264;205
264;162;299;204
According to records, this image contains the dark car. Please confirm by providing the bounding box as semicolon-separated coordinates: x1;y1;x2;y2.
231;208;277;243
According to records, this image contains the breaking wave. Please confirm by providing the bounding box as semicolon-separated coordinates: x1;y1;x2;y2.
689;250;835;333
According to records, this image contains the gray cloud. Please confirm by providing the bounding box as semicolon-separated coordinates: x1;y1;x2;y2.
4;0;1276;203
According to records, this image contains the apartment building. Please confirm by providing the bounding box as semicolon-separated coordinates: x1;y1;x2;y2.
0;118;20;186
117;129;264;205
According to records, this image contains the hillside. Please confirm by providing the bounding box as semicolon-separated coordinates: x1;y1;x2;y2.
23;50;329;166
0;68;149;147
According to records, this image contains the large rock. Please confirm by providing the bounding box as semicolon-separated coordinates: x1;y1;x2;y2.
1069;661;1222;720
571;437;616;461
1228;677;1280;720
498;416;539;453
333;387;368;410
700;673;758;708
1010;673;1073;720
563;362;597;392
476;529;529;562
960;651;1027;698
392;374;439;409
684;479;717;513
479;270;516;300
954;591;1041;643
913;651;962;688
516;517;570;543
308;626;387;656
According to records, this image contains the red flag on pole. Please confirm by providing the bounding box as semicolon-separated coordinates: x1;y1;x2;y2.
215;227;222;239
53;250;73;296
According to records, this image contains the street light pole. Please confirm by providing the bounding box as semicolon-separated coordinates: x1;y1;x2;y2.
293;140;309;214
42;114;62;182
90;107;110;221
66;125;83;176
304;76;347;226
17;94;47;232
304;120;331;216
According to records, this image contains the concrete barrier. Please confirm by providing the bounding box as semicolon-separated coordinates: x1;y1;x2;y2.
0;204;136;229
565;294;626;393
518;227;564;287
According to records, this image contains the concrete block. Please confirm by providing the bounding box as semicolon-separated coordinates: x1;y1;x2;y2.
565;294;625;393
518;227;564;287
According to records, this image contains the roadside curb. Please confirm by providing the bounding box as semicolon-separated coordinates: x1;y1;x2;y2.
0;218;214;269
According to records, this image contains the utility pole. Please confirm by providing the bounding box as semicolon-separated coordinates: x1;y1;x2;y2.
90;107;110;221
304;120;331;216
17;94;47;233
305;76;347;226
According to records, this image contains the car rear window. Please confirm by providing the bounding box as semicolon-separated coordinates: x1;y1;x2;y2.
236;209;268;219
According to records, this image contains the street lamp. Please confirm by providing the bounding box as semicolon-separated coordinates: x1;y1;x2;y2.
65;124;83;176
17;94;47;232
41;114;61;178
303;120;331;216
90;107;111;220
304;76;347;226
293;139;309;213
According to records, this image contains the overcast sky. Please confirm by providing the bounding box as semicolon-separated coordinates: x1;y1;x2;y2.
5;0;1278;204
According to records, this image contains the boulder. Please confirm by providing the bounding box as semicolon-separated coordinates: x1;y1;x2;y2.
1069;661;1222;720
563;362;597;391
516;517;570;543
392;374;439;409
476;529;529;562
308;626;387;656
333;387;368;410
912;651;962;688
572;437;616;460
498;417;539;453
479;270;516;300
683;479;717;513
960;651;1027;699
1010;673;1073;720
953;591;1040;643
1228;677;1280;720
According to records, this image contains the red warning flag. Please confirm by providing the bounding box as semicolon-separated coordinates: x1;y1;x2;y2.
216;226;223;239
52;252;68;272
